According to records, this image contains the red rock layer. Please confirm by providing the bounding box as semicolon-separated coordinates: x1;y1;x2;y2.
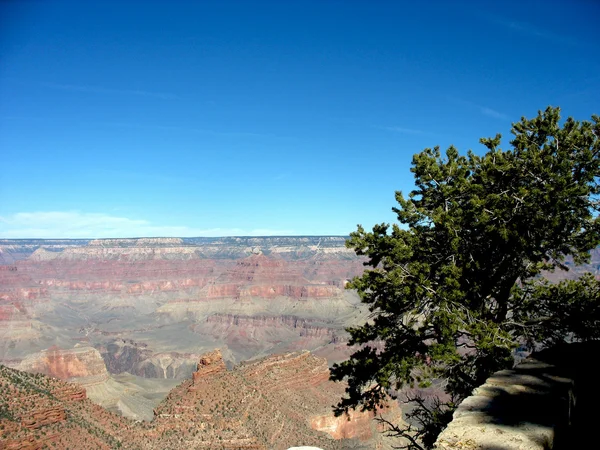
192;349;226;382
2;348;401;449
21;407;67;429
17;346;109;381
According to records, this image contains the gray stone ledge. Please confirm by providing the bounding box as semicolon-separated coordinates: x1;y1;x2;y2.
434;342;598;450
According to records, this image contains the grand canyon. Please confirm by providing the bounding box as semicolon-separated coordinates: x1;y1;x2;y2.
1;237;598;449
0;236;400;449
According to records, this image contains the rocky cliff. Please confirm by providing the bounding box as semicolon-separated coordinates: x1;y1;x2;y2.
15;345;110;385
152;349;401;449
0;237;369;377
1;349;401;449
98;339;200;379
0;364;129;449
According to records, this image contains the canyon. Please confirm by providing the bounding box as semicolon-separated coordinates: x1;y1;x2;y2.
0;237;367;374
1;237;597;448
0;236;382;447
0;349;402;449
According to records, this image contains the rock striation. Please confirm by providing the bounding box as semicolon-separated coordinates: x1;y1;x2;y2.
15;345;110;385
21;407;67;429
1;349;401;449
0;236;370;375
153;349;401;449
192;349;226;382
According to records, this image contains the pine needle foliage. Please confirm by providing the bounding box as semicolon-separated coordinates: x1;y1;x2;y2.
331;107;600;448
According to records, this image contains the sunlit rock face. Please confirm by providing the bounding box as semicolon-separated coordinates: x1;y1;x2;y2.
0;237;370;371
1;348;401;449
192;348;226;382
15;345;110;384
0;237;376;430
153;349;402;449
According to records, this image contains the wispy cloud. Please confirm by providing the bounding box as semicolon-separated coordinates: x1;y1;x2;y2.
1;116;278;139
77;120;276;138
479;106;508;120
491;17;579;46
376;126;423;134
448;96;509;121
41;82;179;100
0;211;295;239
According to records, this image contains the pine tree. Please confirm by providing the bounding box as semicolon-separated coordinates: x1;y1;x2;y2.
331;106;600;449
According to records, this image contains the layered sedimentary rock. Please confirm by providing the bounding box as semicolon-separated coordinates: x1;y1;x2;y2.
15;345;110;385
0;237;369;375
0;237;377;432
154;349;401;449
10;345;172;421
206;314;342;341
98;339;200;379
1;349;400;449
192;349;226;381
21;407;67;430
0;364;131;450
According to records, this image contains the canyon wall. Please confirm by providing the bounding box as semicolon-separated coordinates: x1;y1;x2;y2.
0;237;371;427
0;237;368;373
1;348;401;449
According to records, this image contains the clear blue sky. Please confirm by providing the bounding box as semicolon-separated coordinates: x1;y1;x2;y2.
1;0;598;238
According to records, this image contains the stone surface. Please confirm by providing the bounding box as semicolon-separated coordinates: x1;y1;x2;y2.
15;345;110;383
434;343;599;450
1;349;401;449
0;237;368;370
192;348;226;381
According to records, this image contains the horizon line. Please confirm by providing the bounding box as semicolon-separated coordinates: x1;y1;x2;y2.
0;234;352;241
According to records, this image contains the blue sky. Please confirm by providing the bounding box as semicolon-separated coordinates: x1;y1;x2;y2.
1;0;599;238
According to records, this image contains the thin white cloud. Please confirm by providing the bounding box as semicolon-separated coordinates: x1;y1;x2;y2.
493;18;579;46
82;121;277;139
42;82;179;100
447;96;509;121
0;211;295;239
378;126;423;134
480;106;508;120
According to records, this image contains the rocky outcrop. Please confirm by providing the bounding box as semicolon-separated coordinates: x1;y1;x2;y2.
155;350;349;448
240;351;330;388
206;314;341;340
0;364;133;449
192;349;226;382
310;409;374;441
15;345;110;385
2;349;400;450
21;406;67;429
434;343;599;450
27;248;60;262
54;385;87;402
1;437;45;450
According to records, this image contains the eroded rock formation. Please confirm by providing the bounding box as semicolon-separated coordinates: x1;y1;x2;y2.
0;237;369;374
1;349;401;449
15;345;110;385
192;348;226;382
